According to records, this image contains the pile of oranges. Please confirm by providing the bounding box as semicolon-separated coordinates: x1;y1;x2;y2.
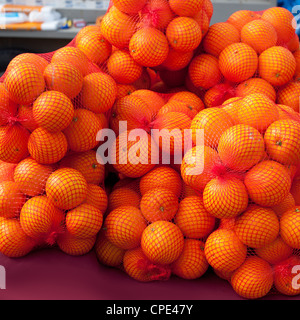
0;0;300;300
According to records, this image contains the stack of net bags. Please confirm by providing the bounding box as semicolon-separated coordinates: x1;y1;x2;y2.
1;0;300;300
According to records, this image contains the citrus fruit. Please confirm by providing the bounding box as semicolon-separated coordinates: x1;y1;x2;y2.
7;52;49;73
277;81;300;113
43;61;83;100
32;91;74;132
107;187;141;212
204;228;247;273
218;124;265;172
129;27;169;67
171;239;209;280
14;157;54;197
227;10;261;32
203;176;249;219
0;161;16;183
113;0;147;14
258;46;296;87
264;119;300;166
291;177;300;206
160;48;194;71
202;22;240;57
75;25;101;45
0;219;36;258
203;82;236;108
104;206;147;250
4;63;45;105
28;127;68;165
17;105;39;132
63;108;103;153
0;83;17;126
140;188;179;223
84;184;108;213
45;168;88;210
174;195;215;239
166;17;202;53
234;205;280;248
231;256;273;299
169;0;204;17
141;220;184;265
168;91;205;113
244;160;291;207
218;42;258;83
280;207;300;249
66;203;103;239
81;72;117;114
255;236;293;265
116;84;136;99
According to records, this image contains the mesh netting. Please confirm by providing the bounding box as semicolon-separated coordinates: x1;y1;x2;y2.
1;0;300;300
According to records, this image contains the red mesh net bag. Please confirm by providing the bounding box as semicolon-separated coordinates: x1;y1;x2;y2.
1;0;300;300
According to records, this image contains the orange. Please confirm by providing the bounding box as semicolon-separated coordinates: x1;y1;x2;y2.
76;32;112;66
84;184;108;213
235;77;276;101
17;105;38;132
0;83;17;126
288;33;300;53
261;7;296;44
171;239;209;280
166;17;202;53
218;124;265;172
109;94;153;135
264;119;300;166
181;183;200;198
258;46;296;87
45;168;88;210
104;206;147;250
75;25;102;45
7;52;49;74
138;0;174;31
59;150;105;185
218;43;258;83
14;157;54;197
277;81;300;113
214;268;233;281
32;91;74;132
43;62;83;100
231;256;273;299
160;48;194;72
107;50;143;85
20;195;64;241
190;107;234;148
4;62;45;105
203;82;236;108
241;19;277;54
227;10;261;32
181;145;221;192
100;6;136;49
0;181;26;218
204;228;247;273
95;231;125;267
0;124;30;163
294;49;300;77
255;236;293;265
234;205;280;248
57;231;96;256
116;84;136;99
193;9;210;37
51;46;91;76
276;104;300;121
140;188;179;222
157;100;199;120
244;160;291;207
203;176;249;219
221;97;242;124
0;219;36;258
151;111;192;156
169;0;204;17
139;166;182;197
129;27;169;67
113;0;147;14
174;195;215;239
274;255;300;296
203;0;213;20
0;161;16;183
271;193;296;218
63;108;103;153
291;177;300;206
107;187;141;212
280;207;300;249
236;93;279;133
130;89;166;116
202;22;240;57
123;247;171;282
28;127;68;164
168;91;205;113
66;203;103;239
188;54;222;90
141;220;184;265
111;130;158;178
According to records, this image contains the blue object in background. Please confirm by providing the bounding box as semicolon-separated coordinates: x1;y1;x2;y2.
278;0;300;37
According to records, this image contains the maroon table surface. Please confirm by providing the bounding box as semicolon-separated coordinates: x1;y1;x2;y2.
0;247;298;301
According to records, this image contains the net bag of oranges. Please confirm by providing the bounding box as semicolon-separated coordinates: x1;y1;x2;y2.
1;0;300;300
